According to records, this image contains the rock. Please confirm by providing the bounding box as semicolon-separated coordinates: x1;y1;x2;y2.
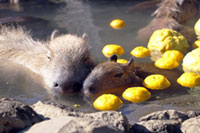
23;116;123;133
139;109;188;122
181;116;200;133
85;111;130;132
131;110;188;133
185;111;200;118
0;98;43;133
30;101;130;132
131;120;181;133
31;101;79;119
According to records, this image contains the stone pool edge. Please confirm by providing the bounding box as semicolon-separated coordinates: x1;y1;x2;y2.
0;98;200;133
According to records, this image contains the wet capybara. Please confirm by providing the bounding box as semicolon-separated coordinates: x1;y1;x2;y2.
0;26;95;95
137;0;198;44
83;55;188;99
83;55;143;97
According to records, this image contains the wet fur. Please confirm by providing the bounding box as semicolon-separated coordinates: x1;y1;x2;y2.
0;26;95;94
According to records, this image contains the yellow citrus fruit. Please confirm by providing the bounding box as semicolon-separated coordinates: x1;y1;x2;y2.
143;74;171;90
130;46;150;58
194;18;200;40
110;19;126;29
155;57;179;69
102;44;124;58
177;72;200;88
193;40;200;48
117;59;128;64
122;87;151;103
182;48;200;74
148;29;189;60
162;50;184;61
93;94;123;111
73;104;81;108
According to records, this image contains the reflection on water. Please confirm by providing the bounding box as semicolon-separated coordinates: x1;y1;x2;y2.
0;0;200;120
0;62;48;104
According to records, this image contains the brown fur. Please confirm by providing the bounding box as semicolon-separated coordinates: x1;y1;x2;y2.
83;56;188;99
127;0;160;12
137;0;198;43
83;59;143;97
0;26;95;94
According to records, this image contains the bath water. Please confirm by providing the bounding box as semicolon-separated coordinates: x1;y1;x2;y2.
0;0;200;124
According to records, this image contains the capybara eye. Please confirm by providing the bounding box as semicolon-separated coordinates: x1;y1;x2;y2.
114;73;123;78
47;55;51;60
53;82;59;88
89;87;96;93
83;57;88;62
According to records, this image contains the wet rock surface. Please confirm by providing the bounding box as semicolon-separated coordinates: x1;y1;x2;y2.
0;98;43;133
1;98;200;133
181;116;200;133
23;116;124;133
131;110;200;133
31;101;80;119
138;110;189;122
31;101;130;132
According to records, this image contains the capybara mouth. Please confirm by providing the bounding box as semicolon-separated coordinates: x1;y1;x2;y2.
59;82;83;94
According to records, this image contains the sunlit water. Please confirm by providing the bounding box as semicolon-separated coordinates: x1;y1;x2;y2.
0;0;200;124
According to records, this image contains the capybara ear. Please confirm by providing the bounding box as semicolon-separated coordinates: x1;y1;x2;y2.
82;33;88;42
128;56;135;71
51;29;59;41
108;55;117;62
176;0;184;6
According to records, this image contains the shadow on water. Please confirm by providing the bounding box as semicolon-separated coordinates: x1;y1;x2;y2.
0;0;200;122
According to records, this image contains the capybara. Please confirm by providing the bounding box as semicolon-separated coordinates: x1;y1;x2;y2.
0;26;95;95
137;0;198;43
83;55;188;98
83;55;143;97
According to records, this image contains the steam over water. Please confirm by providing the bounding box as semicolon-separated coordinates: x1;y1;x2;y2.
0;0;200;122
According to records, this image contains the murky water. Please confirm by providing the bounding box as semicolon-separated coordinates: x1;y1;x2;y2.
0;0;200;123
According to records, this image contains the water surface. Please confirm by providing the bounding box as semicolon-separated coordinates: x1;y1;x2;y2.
0;0;200;123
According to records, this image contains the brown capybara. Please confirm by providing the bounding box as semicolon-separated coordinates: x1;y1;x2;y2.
137;0;198;44
0;26;95;95
83;55;188;99
83;55;143;97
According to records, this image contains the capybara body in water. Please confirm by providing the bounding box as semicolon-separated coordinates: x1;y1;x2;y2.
0;26;95;95
83;55;188;99
138;0;198;43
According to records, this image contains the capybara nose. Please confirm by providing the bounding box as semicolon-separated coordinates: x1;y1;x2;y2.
55;81;82;93
88;87;96;93
83;86;96;95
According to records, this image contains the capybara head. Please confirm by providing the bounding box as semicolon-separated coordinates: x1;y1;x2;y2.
0;27;95;95
154;0;198;23
42;31;95;94
82;55;143;97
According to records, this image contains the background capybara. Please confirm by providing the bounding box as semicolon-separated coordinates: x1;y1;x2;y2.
137;0;198;43
83;55;188;99
0;26;95;95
